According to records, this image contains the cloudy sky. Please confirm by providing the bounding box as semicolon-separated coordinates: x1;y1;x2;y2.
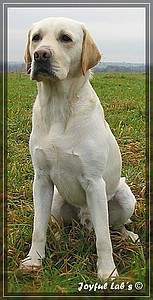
8;6;145;63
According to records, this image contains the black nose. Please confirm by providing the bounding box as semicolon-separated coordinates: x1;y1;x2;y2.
34;48;51;62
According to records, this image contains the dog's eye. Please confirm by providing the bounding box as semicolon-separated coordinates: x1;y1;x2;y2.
60;34;72;43
32;34;41;42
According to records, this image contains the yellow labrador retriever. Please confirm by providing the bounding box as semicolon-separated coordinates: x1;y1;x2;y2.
20;17;138;280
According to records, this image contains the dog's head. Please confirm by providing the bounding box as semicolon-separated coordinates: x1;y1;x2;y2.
24;17;101;81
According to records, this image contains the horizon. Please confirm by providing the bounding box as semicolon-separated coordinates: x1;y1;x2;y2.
8;60;145;65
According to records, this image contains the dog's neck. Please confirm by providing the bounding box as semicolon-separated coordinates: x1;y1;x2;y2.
36;72;92;130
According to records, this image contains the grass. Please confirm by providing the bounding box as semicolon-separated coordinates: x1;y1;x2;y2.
6;72;148;296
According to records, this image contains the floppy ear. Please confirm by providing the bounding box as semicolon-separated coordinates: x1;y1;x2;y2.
24;31;31;74
81;28;101;75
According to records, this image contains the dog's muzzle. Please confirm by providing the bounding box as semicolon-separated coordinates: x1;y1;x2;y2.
32;47;58;81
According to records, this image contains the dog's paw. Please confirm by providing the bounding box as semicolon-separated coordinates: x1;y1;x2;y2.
98;267;119;281
121;227;140;243
127;231;140;243
19;256;41;274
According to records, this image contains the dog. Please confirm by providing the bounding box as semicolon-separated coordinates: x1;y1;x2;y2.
20;17;139;280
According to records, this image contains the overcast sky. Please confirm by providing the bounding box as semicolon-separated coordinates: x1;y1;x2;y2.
8;7;145;63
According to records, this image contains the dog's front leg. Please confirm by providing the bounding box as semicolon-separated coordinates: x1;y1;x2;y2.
83;178;118;280
20;172;54;271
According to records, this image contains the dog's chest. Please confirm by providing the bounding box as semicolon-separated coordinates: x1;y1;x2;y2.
30;125;86;206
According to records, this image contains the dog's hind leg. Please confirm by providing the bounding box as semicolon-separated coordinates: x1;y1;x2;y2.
51;188;79;224
108;177;139;243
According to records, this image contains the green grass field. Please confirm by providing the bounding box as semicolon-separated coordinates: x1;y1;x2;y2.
6;72;147;296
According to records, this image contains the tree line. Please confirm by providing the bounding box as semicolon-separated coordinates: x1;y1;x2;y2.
8;62;145;73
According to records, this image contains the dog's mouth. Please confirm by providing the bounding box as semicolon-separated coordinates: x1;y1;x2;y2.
31;64;59;82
